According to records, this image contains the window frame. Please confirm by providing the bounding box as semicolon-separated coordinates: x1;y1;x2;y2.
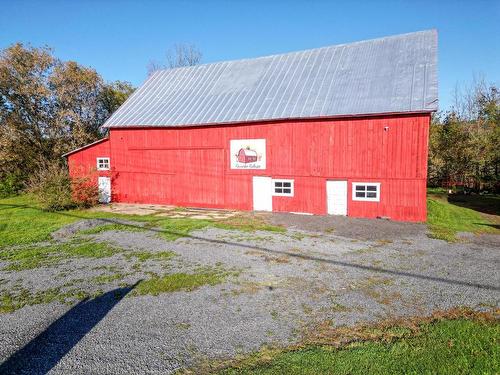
96;157;110;171
352;182;380;202
272;179;294;197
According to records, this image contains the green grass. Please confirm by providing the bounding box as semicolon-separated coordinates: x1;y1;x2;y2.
427;197;498;241
78;223;148;235
0;195;140;247
124;250;176;262
0;286;101;314
132;269;235;296
0;195;81;247
92;272;127;285
0;195;285;247
215;318;499;375
0;241;120;271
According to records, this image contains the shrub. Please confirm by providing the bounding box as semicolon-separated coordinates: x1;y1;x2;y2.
28;163;100;211
28;163;75;211
0;172;25;198
71;174;99;208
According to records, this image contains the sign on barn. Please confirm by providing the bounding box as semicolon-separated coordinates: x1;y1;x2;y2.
230;139;266;169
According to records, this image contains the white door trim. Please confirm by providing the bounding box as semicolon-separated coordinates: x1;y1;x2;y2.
252;176;272;211
326;180;347;216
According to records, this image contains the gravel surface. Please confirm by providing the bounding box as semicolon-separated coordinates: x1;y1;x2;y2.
0;216;499;374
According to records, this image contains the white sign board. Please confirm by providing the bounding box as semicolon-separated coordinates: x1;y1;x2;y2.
230;139;266;169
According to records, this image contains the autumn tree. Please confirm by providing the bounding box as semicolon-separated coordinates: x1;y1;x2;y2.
428;78;499;191
147;43;202;76
0;43;134;195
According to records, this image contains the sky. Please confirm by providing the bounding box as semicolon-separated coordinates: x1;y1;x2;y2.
1;0;499;112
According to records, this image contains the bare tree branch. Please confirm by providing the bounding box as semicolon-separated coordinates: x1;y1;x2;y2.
147;43;202;76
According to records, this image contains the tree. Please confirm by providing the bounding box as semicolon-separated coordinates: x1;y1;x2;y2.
0;43;134;193
428;78;499;191
101;80;135;117
147;43;202;76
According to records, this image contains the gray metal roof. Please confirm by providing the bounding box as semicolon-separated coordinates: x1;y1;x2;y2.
103;30;438;128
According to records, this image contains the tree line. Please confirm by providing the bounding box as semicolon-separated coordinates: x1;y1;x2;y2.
428;79;499;192
0;43;135;196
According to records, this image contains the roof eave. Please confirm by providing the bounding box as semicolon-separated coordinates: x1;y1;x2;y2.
62;137;109;158
104;110;436;130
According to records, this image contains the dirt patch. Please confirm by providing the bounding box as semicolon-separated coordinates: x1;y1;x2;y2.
92;203;239;220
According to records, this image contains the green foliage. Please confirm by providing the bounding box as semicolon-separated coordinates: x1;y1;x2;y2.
0;172;24;198
132;269;234;296
218;319;499;374
101;80;135;115
428;80;499;191
427;196;498;241
27;163;75;211
0;43;134;187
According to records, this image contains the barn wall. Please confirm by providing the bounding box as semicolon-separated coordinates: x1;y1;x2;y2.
67;140;111;183
67;113;430;222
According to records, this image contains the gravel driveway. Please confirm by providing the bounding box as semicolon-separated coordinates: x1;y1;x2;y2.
0;215;499;374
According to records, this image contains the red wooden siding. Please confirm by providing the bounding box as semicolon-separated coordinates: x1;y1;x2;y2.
68;113;430;222
67;139;111;184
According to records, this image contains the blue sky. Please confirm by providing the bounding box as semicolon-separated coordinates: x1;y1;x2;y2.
1;0;498;111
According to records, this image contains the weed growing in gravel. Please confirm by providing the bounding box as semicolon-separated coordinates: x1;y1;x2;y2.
123;250;176;262
0;286;102;313
78;223;149;235
175;322;191;330
132;269;238;296
0;241;120;271
92;273;128;285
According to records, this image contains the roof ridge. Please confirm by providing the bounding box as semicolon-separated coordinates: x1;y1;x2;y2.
153;29;437;74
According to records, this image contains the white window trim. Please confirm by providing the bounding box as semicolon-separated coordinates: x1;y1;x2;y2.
272;179;294;197
352;182;380;202
97;157;110;171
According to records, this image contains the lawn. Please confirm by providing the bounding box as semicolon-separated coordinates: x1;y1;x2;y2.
0;195;284;247
213;315;499;374
426;189;499;241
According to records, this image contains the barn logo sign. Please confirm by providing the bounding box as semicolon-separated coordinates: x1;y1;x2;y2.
230;139;266;169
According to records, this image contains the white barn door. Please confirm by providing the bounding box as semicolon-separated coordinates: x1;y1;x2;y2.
326;180;347;215
98;177;111;203
253;176;272;211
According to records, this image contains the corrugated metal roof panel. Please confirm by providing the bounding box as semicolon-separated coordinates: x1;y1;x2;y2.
103;30;438;128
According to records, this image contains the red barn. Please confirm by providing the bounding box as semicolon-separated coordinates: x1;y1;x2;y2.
65;30;438;222
237;148;258;164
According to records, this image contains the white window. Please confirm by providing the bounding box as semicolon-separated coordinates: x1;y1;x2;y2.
352;182;380;202
97;157;110;170
273;179;294;197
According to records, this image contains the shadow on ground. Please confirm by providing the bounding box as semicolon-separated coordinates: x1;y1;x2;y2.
0;283;137;375
1;203;499;294
447;194;500;216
